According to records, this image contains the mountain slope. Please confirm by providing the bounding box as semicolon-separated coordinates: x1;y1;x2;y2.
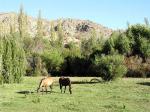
0;12;113;44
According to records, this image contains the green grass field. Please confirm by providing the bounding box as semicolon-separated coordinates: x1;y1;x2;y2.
0;77;150;112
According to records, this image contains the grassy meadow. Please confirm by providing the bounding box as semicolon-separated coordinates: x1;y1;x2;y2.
0;77;150;112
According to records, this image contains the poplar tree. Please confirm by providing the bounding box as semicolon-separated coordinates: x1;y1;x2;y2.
32;10;44;76
0;36;3;84
11;35;27;83
18;4;28;38
56;20;64;48
49;21;57;46
2;36;13;83
36;10;43;39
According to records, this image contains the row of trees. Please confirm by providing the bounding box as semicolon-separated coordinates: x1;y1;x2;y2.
0;6;150;83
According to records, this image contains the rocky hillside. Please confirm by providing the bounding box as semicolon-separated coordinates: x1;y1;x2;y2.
0;12;113;44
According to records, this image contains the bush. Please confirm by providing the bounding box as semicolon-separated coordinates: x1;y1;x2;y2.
125;56;150;77
126;24;150;58
42;48;64;75
95;54;127;81
102;32;131;55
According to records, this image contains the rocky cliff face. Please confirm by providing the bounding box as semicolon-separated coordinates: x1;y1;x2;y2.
0;12;113;44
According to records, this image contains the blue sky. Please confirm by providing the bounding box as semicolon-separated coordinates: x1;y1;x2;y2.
0;0;149;29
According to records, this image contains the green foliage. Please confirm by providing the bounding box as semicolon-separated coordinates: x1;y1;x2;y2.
95;55;127;81
0;77;150;112
56;20;64;48
49;20;64;51
2;36;13;83
18;4;28;38
102;33;117;55
36;10;43;39
0;34;27;84
32;55;42;76
127;24;150;40
63;42;81;58
115;33;131;55
23;37;33;56
126;24;150;58
81;30;104;58
103;32;131;55
0;37;3;84
139;37;150;57
42;48;64;74
49;21;57;46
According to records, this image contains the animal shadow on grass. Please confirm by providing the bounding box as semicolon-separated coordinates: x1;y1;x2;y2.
16;90;34;94
137;82;150;86
72;78;103;84
16;90;59;95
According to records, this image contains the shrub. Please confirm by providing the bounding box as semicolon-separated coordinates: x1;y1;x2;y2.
42;48;64;75
125;56;150;77
95;54;127;81
102;32;131;55
126;24;150;58
115;34;131;55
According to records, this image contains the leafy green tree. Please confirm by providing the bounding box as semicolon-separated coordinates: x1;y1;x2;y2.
11;34;27;82
126;24;150;60
2;36;13;83
94;54;127;81
102;33;117;55
42;49;64;74
139;37;150;58
63;42;81;58
115;33;131;55
81;29;103;58
102;32;131;55
1;33;27;83
32;55;43;76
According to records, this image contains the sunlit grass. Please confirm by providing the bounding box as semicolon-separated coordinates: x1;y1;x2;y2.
0;77;150;112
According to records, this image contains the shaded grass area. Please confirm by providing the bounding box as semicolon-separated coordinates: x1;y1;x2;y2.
0;77;150;112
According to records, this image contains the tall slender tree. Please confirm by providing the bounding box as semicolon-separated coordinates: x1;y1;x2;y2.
57;20;64;48
0;36;3;84
49;21;57;46
36;10;43;39
18;4;28;38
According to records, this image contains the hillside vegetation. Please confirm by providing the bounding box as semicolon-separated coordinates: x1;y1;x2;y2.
0;6;150;83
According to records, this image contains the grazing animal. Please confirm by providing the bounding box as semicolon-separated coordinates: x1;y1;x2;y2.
59;76;72;94
37;76;54;94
